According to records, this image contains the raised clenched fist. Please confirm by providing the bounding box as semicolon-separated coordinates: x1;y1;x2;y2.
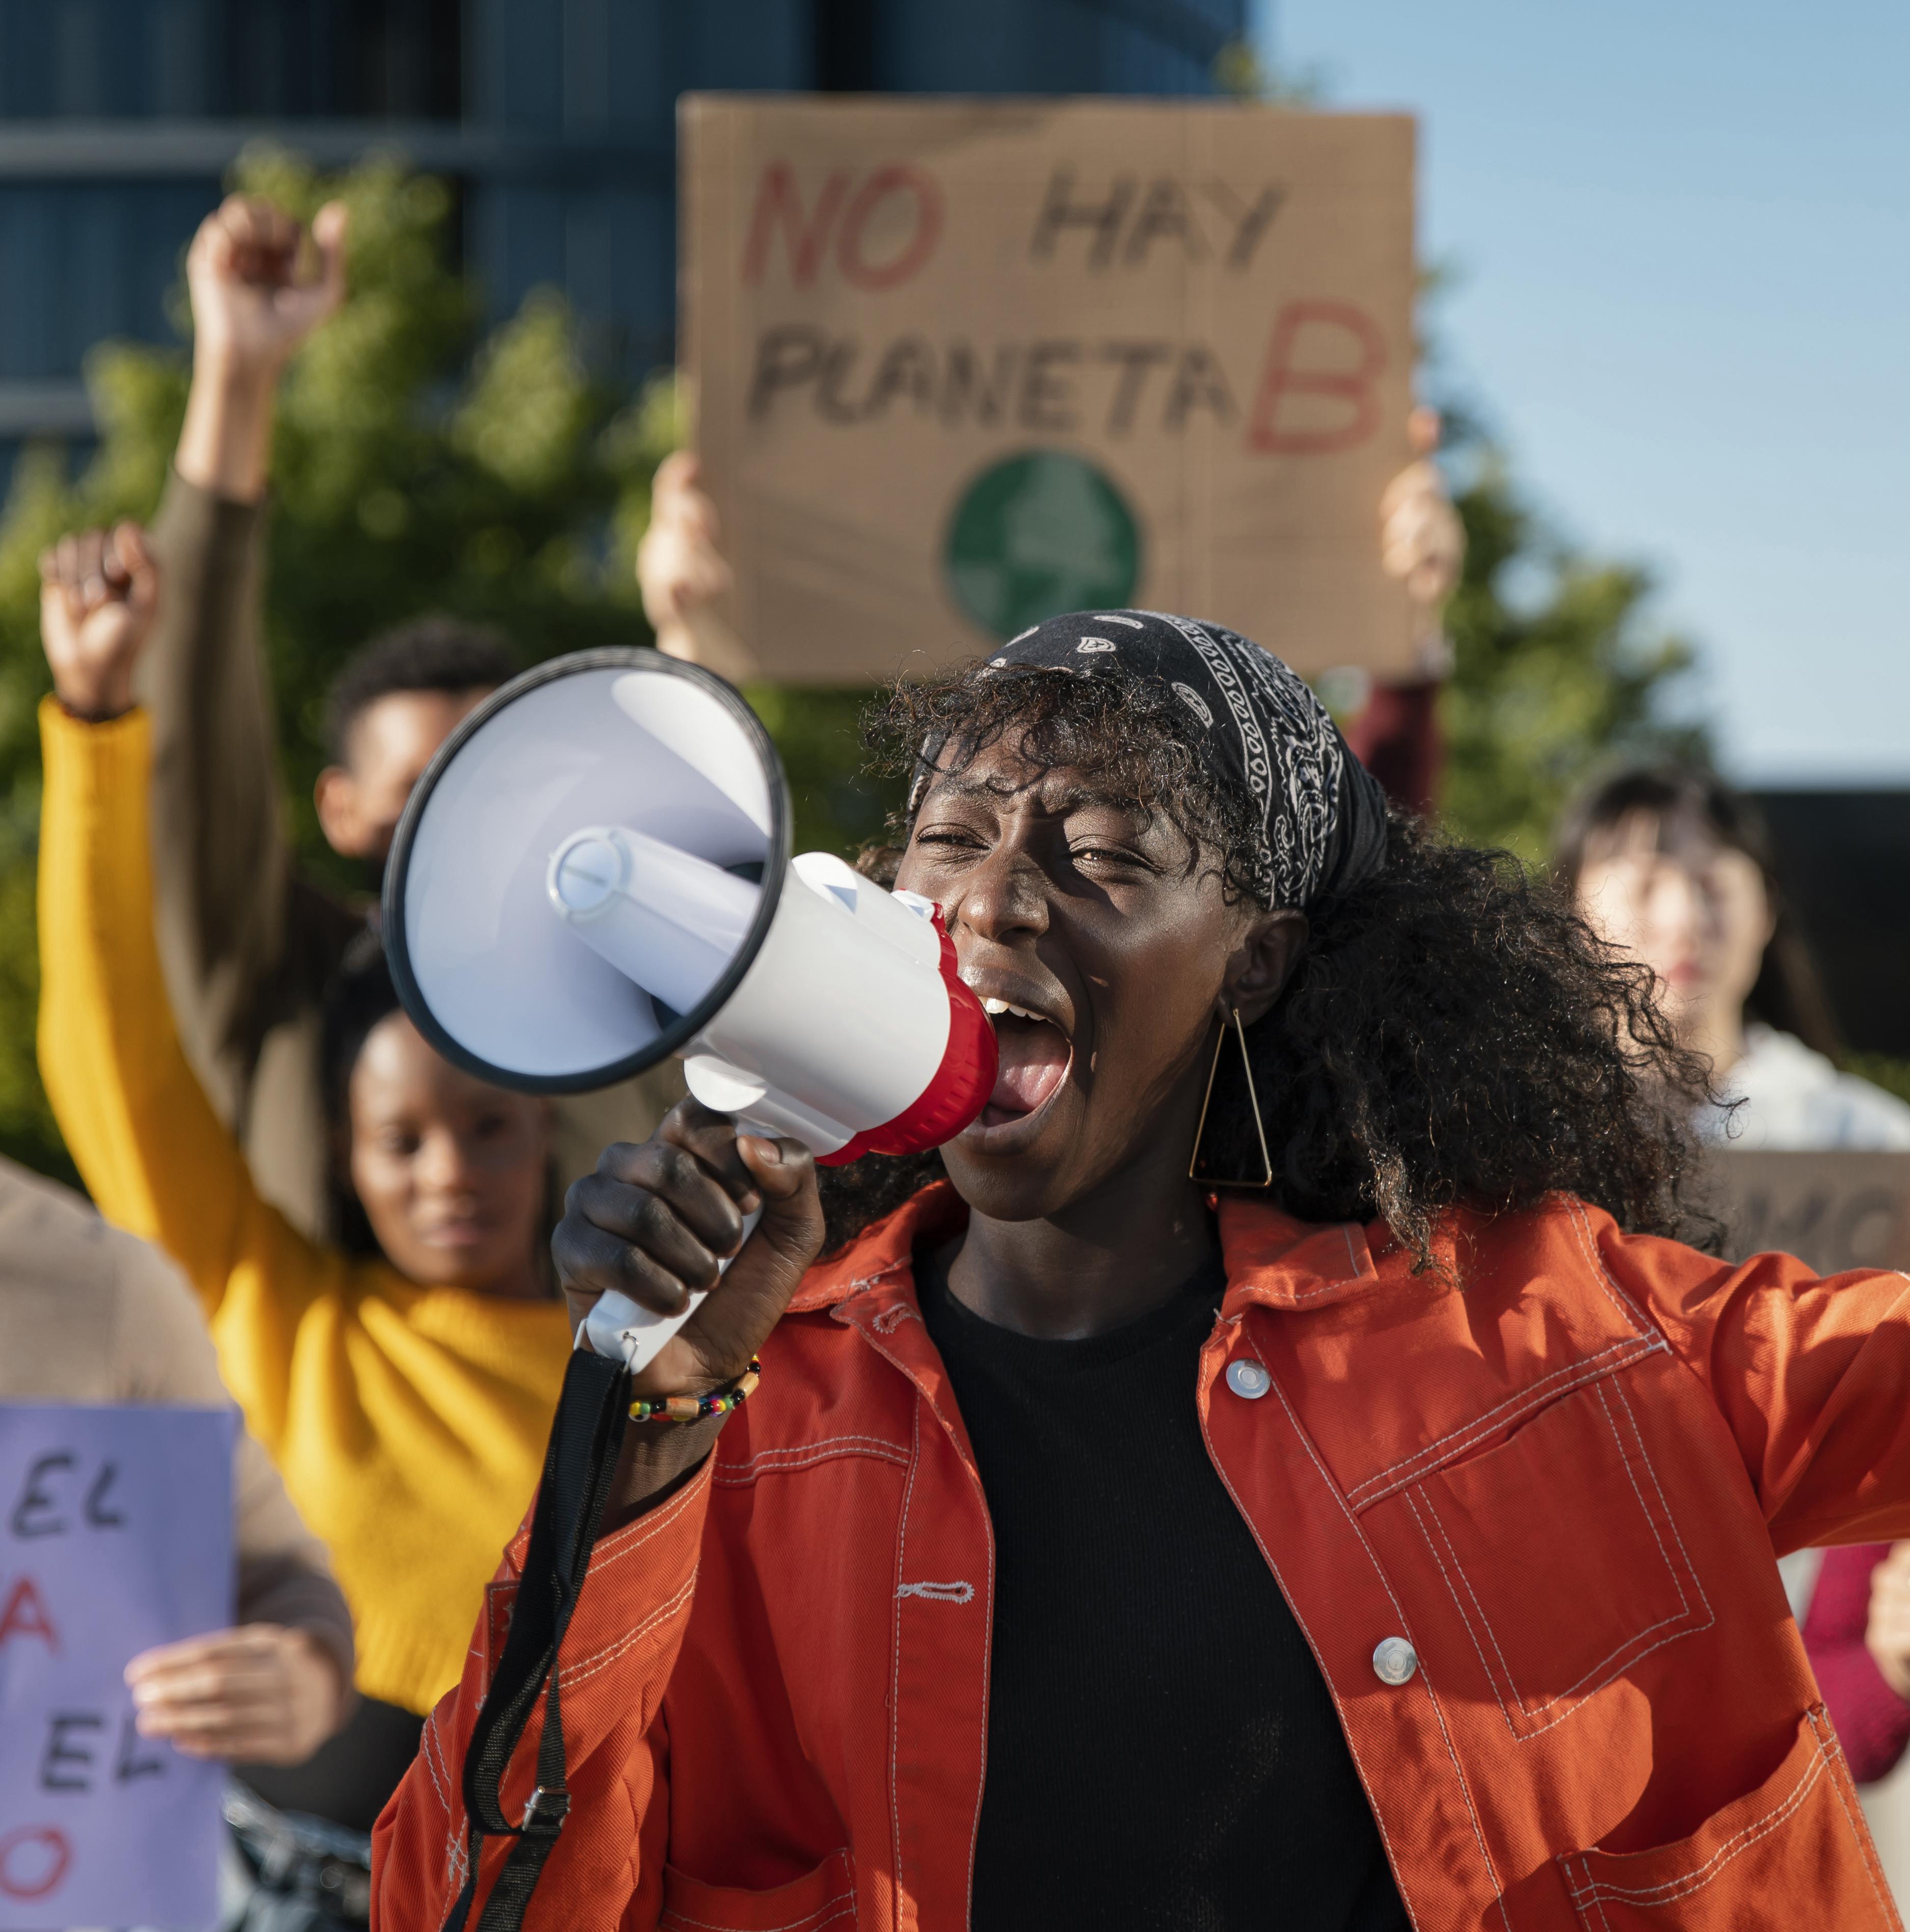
186;193;348;378
39;523;159;722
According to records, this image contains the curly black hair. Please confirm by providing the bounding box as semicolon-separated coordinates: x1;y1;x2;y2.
325;616;517;762
812;661;1719;1266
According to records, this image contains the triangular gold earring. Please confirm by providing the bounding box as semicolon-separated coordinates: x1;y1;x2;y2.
1189;1006;1273;1189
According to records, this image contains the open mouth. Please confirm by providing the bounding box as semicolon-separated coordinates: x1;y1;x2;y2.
978;997;1073;1130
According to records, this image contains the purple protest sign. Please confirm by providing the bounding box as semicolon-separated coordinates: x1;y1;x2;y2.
0;1403;235;1928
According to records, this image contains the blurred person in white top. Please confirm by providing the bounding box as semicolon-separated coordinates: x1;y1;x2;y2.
1556;764;1910;1152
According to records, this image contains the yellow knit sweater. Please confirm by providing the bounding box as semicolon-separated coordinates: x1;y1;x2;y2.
37;700;572;1715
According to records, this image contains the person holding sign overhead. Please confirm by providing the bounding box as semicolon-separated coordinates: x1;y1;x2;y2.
680;100;1443;689
32;529;573;1875
637;424;1465;716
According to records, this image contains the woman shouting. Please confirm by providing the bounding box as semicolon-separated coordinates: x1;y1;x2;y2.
378;613;1907;1931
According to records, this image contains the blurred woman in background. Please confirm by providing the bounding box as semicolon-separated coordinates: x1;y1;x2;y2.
35;524;572;1920
1557;763;1910;1151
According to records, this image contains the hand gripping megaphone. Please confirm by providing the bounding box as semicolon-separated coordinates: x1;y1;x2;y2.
382;649;996;1372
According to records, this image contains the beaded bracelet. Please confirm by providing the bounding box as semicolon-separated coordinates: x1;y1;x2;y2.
629;1359;761;1425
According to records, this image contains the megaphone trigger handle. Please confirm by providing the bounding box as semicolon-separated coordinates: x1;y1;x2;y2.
578;1285;708;1373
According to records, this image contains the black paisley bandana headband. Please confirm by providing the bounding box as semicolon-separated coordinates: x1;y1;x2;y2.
916;609;1389;911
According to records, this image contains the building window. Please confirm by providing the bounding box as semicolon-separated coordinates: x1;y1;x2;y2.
220;0;462;120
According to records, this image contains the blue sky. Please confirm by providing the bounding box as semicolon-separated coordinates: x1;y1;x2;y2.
1261;0;1910;784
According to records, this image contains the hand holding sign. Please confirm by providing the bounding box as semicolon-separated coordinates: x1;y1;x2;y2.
640;452;757;682
1380;406;1465;653
0;1404;234;1929
645;399;1464;683
127;1621;344;1766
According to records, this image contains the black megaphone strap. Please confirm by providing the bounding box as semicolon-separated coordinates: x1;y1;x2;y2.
442;1346;629;1931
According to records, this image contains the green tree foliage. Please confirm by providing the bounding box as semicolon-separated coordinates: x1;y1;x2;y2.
1439;446;1709;864
745;684;899;861
0;147;677;1176
1210;39;1324;103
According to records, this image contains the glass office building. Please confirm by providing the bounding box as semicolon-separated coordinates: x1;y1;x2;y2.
0;0;1246;456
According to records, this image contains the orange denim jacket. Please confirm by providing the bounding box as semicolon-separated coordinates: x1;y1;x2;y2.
371;1184;1910;1931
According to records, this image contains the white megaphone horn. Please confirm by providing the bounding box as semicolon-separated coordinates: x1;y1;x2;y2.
382;649;997;1373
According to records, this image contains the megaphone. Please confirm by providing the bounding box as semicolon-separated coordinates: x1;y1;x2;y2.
383;648;997;1370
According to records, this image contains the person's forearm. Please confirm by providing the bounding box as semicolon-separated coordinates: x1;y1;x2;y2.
37;700;253;1293
235;1549;357;1699
603;1413;729;1530
175;348;280;504
656;606;761;683
139;462;292;1112
233;1430;356;1694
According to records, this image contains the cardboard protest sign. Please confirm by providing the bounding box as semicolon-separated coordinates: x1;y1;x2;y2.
1702;1150;1910;1275
0;1404;234;1928
683;96;1418;684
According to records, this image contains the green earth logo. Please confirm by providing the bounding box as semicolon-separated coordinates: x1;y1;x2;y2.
943;451;1142;640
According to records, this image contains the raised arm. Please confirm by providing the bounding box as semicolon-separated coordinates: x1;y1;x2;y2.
36;527;331;1326
635;450;759;682
135;195;346;1123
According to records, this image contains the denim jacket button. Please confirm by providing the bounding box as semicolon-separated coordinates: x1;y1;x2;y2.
1372;1637;1418;1685
1226;1359;1270;1400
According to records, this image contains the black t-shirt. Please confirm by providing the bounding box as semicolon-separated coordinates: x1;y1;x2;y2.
918;1245;1410;1932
